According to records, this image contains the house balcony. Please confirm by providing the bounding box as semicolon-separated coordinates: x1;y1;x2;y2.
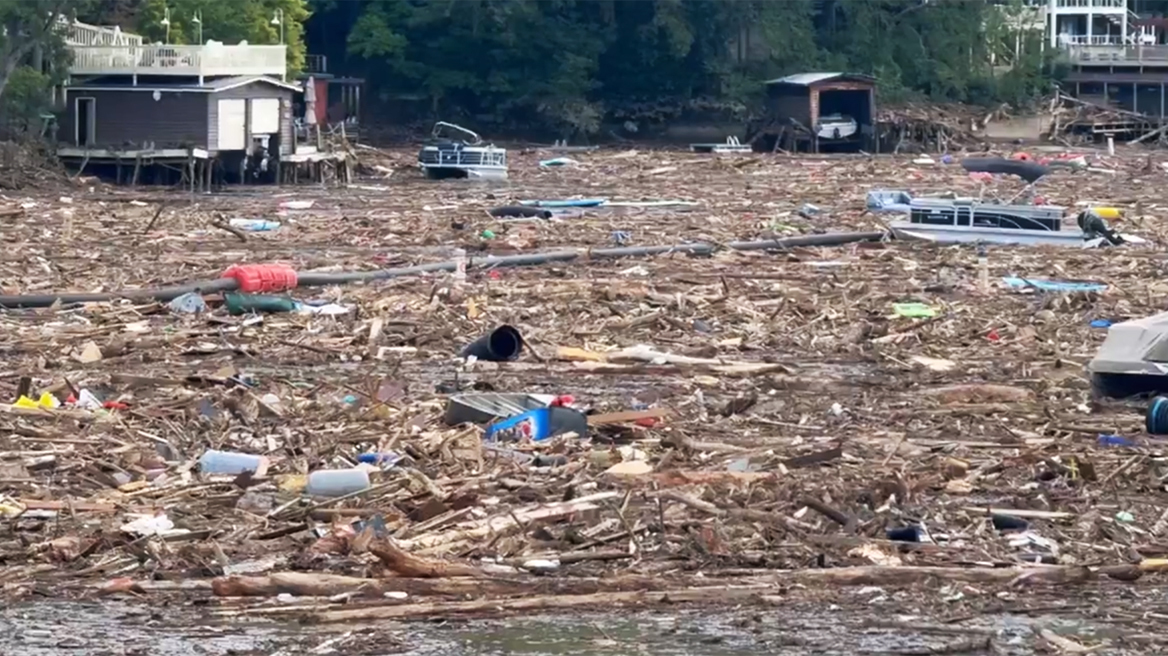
67;44;287;81
1051;0;1127;13
1065;43;1168;64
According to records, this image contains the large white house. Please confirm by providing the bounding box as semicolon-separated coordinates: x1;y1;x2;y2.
1045;0;1168;65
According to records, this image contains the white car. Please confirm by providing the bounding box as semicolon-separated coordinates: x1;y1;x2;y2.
816;113;858;140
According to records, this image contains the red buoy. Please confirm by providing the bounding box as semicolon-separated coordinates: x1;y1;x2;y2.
221;263;299;293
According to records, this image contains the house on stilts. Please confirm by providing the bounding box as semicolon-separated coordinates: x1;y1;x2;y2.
56;19;351;188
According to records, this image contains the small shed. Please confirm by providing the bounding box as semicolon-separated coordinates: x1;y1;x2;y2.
762;72;876;153
58;75;301;156
56;75;303;186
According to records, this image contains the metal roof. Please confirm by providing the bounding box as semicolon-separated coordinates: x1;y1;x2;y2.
764;72;876;86
201;76;302;92
67;75;302;94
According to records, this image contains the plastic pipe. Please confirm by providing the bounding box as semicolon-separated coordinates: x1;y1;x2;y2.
0;231;884;308
0;278;239;309
461;325;524;361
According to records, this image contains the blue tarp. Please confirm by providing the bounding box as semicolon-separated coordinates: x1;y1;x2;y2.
1002;277;1108;293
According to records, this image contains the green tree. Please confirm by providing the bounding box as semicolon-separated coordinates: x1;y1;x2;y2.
135;0;311;73
0;67;53;132
318;0;1058;134
0;0;75;103
348;0;611;135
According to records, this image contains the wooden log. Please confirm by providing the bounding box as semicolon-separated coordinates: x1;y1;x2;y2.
312;585;773;622
400;491;620;553
302;564;1093;622
212;572;388;597
210;572;686;600
370;538;482;578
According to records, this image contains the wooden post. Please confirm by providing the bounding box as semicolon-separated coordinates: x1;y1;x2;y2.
131;154;142;186
74;152;90;179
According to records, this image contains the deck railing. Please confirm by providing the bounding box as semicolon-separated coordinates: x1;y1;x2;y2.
304;54;328;74
68;44;287;78
1066;43;1168;64
1061;34;1126;45
419;145;507;169
1054;0;1126;10
60;19;144;46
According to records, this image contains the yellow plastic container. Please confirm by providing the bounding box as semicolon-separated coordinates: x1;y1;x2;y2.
13;392;60;410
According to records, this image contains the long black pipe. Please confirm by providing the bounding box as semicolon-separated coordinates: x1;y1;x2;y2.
0;231;885;308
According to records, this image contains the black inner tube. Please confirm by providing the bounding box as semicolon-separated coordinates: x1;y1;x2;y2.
960;157;1050;183
489;206;552;219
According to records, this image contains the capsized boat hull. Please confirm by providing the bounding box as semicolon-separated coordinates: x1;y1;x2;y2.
888;221;1144;248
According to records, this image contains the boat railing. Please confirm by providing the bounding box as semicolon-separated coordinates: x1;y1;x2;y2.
419;145;507;168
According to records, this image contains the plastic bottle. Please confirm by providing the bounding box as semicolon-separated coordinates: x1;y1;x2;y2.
1098;434;1134;447
453;248;467;288
976;243;989;293
306;469;370;497
168;291;207;314
357;452;402;467
199;450;267;475
482;443;534;464
229;218;281;232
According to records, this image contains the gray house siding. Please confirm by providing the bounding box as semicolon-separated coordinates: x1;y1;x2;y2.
208;83;295;155
59;90;209;149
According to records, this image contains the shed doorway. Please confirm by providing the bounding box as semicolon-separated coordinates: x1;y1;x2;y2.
817;89;871;153
74;97;95;147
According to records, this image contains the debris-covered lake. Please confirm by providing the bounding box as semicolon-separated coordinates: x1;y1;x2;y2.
2;144;1168;654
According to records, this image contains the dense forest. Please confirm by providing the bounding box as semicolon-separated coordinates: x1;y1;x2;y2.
320;0;1057;135
1;0;1064;136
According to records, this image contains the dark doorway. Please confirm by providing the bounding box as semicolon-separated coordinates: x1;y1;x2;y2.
75;97;95;147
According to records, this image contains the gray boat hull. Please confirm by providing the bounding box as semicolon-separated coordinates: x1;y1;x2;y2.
888;221;1124;248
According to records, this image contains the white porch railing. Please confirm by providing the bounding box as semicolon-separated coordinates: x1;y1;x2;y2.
60;18;143;46
1059;33;1126;45
1065;43;1168;63
1054;0;1126;10
68;44;287;78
